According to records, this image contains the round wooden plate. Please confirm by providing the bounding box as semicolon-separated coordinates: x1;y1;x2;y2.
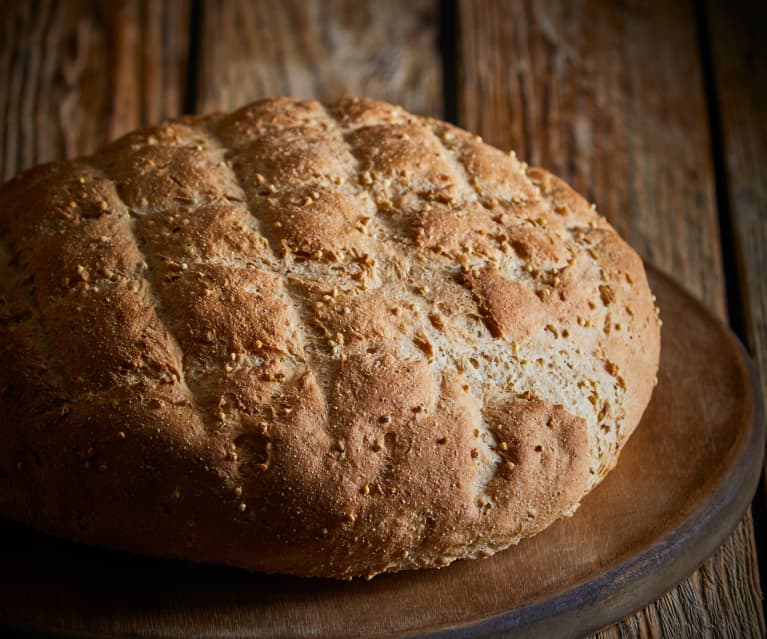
0;266;763;639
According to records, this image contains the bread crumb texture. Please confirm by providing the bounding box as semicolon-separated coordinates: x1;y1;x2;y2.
0;98;660;578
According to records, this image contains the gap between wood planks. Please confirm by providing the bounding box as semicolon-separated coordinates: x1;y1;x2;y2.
438;0;459;124
695;0;767;618
183;0;202;114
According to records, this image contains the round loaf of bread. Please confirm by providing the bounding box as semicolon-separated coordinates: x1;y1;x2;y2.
0;98;660;579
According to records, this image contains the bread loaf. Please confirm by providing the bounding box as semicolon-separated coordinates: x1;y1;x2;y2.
0;98;660;578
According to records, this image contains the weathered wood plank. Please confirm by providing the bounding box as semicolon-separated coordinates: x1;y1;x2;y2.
459;0;726;317
0;0;189;178
197;0;442;116
706;0;767;460
705;3;767;630
457;0;763;637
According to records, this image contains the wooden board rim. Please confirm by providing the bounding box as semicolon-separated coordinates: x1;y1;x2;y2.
415;265;766;639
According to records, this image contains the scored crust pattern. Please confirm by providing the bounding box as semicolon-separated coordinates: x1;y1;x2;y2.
0;98;660;578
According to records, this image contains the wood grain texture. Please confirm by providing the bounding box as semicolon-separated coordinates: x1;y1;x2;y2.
0;0;189;179
706;0;767;454
0;0;763;636
457;0;764;637
197;0;442;116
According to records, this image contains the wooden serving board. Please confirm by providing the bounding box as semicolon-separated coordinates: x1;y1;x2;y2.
0;266;763;639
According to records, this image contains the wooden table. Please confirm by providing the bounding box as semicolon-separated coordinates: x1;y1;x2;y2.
1;1;765;636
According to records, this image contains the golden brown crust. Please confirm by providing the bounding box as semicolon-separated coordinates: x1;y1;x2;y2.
0;97;660;578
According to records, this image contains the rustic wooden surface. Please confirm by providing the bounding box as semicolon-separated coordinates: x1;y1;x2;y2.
0;267;762;639
0;0;764;636
706;0;767;453
0;0;189;180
